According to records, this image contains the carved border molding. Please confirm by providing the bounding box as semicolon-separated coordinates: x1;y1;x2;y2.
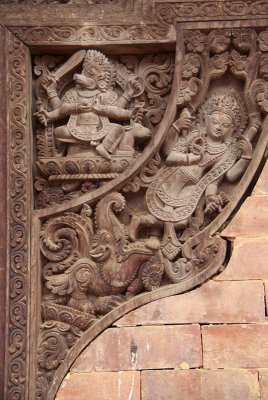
4;0;124;5
5;31;31;400
155;0;268;24
9;24;173;45
7;1;268;47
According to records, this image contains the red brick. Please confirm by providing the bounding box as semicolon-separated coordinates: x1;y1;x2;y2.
141;369;259;400
221;196;268;238
56;371;140;400
264;282;268;314
253;159;268;195
259;370;268;400
216;238;268;280
115;280;264;326
71;325;202;372
203;324;268;368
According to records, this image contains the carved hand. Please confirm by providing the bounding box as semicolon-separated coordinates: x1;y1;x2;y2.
239;136;253;158
91;98;102;114
126;76;144;97
249;114;261;131
131;105;146;123
41;75;57;93
173;112;195;134
205;194;223;215
34;107;50;127
76;102;93;113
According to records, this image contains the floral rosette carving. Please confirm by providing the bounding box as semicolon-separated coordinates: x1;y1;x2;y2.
184;30;207;53
178;29;231;107
255;82;268;113
229;50;252;79
233;28;257;52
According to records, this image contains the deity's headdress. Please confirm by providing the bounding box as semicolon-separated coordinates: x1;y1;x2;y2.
197;90;248;137
82;50;116;91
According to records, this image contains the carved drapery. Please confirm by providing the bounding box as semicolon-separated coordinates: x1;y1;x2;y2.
1;2;268;400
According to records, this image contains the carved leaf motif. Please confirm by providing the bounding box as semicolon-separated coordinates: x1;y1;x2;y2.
146;93;167;126
123;152;161;193
255;81;268;112
137;53;174;96
36;187;65;209
258;30;268;52
38;330;68;371
182;53;201;79
260;54;268;80
177;79;198;105
209;52;229;79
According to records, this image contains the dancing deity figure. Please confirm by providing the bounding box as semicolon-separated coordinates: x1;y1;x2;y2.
35;50;146;160
129;90;260;257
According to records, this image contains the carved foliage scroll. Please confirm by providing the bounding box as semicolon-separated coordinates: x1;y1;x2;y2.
6;31;31;400
156;1;268;24
9;25;172;45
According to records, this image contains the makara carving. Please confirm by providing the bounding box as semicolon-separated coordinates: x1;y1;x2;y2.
34;27;268;399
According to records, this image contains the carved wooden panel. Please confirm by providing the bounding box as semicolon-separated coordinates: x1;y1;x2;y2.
29;25;268;399
3;29;32;400
1;2;268;400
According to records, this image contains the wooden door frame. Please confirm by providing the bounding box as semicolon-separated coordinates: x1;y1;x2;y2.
1;2;268;398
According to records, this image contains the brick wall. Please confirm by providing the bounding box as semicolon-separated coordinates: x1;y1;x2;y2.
56;160;268;400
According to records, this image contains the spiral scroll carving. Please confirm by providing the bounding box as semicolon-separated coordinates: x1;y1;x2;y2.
6;32;31;400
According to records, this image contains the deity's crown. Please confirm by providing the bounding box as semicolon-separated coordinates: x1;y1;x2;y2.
199;90;248;135
82;50;116;90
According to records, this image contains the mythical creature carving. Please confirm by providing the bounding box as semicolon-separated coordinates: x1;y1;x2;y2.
34;49;174;207
41;192;164;318
35;50;147;160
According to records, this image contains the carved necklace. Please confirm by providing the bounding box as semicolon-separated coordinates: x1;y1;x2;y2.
198;151;226;167
197;135;231;167
206;141;229;155
78;89;99;98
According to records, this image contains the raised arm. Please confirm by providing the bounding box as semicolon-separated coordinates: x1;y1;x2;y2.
42;76;61;110
226;116;261;182
35;98;75;127
163;108;194;157
226;137;253;182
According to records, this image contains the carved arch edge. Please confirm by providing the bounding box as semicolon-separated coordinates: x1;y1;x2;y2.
48;251;226;400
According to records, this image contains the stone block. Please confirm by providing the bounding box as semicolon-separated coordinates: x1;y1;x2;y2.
203;324;268;368
259;370;268;400
253;160;268;195
71;325;202;372
221;196;268;238
216;238;268;280
56;371;140;400
115;280;265;326
264;281;268;315
141;369;259;400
